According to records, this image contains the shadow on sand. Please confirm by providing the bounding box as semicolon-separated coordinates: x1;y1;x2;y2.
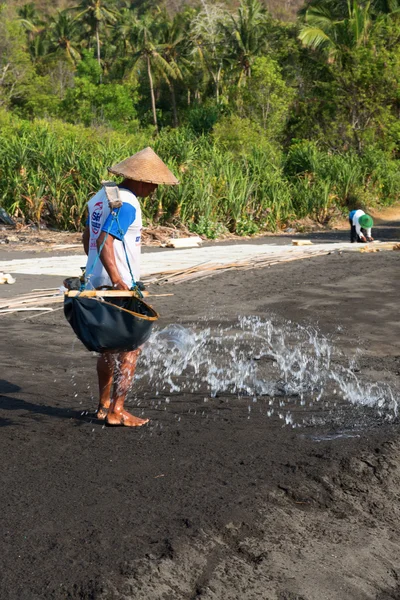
305;221;400;243
0;379;90;427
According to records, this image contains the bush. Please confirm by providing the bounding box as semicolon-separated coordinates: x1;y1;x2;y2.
0;112;398;235
61;79;139;130
0;113;150;230
189;217;228;239
284;140;324;178
213;115;276;156
237;56;295;140
185;103;221;135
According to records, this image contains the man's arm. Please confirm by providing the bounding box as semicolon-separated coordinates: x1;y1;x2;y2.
96;232;129;290
82;226;90;255
97;200;137;291
355;219;365;240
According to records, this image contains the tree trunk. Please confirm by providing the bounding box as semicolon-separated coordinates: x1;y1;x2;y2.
147;54;158;134
96;21;102;83
215;64;222;102
170;83;178;128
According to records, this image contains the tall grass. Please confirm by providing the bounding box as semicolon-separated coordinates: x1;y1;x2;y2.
0;112;398;234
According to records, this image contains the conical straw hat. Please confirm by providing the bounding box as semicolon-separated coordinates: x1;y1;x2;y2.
108;147;179;185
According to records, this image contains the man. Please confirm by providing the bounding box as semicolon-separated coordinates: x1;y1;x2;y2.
82;147;179;427
349;209;374;243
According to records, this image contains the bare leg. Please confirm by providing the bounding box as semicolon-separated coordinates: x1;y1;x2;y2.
96;352;114;420
106;349;148;427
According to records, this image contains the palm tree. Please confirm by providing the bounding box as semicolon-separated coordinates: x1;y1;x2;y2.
27;30;50;64
49;11;81;64
298;0;349;20
73;0;118;80
130;12;180;133
221;0;269;84
371;0;400;15
298;0;399;153
191;1;228;101
158;12;188;127
112;7;136;55
17;2;45;47
17;2;42;34
108;6;140;79
300;0;400;19
17;2;38;22
298;0;373;62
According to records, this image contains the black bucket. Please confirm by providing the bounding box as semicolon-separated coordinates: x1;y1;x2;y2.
64;293;159;353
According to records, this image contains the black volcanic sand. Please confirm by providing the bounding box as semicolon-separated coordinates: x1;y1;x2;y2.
1;252;400;600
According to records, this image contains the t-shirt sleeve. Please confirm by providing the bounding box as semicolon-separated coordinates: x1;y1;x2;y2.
101;203;137;241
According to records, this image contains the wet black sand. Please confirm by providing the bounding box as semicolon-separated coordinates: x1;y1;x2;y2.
1;250;400;599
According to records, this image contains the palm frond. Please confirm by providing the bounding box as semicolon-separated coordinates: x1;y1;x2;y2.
298;26;332;50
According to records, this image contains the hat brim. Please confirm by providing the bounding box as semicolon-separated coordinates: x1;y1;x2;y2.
108;147;180;186
107;167;179;185
359;216;373;228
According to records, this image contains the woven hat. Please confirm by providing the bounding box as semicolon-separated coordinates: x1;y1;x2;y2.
108;147;179;185
359;214;373;229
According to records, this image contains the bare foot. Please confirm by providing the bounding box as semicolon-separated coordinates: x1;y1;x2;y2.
97;405;109;420
106;409;149;427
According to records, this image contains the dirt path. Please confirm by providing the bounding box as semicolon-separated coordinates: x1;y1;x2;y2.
1;252;400;600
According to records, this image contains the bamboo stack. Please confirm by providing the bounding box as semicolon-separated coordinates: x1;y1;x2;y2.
0;248;330;315
142;248;331;286
0;289;64;314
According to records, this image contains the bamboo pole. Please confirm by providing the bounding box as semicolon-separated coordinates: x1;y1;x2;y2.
21;306;65;321
0;307;54;314
0;296;64;310
66;290;138;298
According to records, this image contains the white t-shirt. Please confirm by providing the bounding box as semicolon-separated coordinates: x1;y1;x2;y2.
85;187;142;289
351;209;371;237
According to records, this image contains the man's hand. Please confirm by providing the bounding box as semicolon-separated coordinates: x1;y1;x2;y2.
112;279;130;291
367;236;374;242
359;235;367;243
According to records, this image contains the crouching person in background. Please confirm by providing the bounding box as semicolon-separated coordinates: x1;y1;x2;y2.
349;210;374;243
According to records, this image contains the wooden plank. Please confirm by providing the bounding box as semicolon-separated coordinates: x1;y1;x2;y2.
292;240;313;246
0;273;16;284
166;237;202;248
49;244;81;250
66;290;137;297
148;293;174;297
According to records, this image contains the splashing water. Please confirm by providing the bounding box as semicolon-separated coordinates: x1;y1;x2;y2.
135;317;398;425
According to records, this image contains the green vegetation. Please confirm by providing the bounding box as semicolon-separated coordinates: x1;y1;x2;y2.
0;0;399;234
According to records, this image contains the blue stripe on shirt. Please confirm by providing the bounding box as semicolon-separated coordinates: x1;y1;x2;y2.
101;203;137;240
